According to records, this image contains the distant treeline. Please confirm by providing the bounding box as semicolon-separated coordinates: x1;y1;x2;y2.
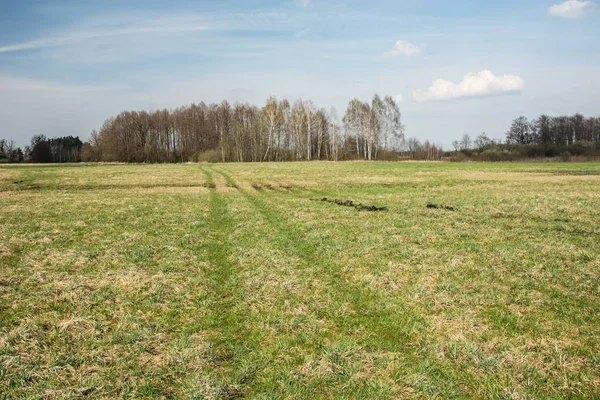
450;114;600;161
0;135;83;163
0;139;24;163
31;135;83;163
4;110;599;164
506;114;600;145
83;96;406;163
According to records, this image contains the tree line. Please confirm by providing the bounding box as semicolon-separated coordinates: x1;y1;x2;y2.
449;114;600;161
30;135;83;163
83;95;405;163
4;108;598;164
505;114;600;146
0;135;83;163
0;139;24;163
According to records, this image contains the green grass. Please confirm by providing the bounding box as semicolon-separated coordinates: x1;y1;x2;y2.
1;162;599;399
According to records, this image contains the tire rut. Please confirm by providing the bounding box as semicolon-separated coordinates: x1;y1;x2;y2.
196;166;256;397
212;167;425;351
210;167;466;396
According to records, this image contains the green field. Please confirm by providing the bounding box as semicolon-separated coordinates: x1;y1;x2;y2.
1;162;599;399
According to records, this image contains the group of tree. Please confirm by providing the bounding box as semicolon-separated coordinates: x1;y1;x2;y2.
449;113;600;161
404;137;445;160
0;135;84;163
506;114;600;146
0;139;24;163
29;135;83;163
452;133;502;152
83;95;405;163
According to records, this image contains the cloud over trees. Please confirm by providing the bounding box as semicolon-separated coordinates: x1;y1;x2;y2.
413;70;525;102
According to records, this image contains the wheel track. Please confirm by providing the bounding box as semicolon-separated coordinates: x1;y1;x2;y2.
208;166;469;396
193;166;257;398
213;167;426;349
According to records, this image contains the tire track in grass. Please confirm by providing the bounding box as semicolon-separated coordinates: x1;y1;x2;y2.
215;167;420;344
193;166;257;398
213;167;468;397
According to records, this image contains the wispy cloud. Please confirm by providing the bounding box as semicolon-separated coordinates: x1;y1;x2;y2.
0;76;124;93
548;0;596;18
0;24;215;53
384;40;422;57
413;70;524;102
297;0;312;8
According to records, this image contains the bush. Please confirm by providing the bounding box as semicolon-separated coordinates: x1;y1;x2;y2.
377;150;400;161
449;152;468;162
196;149;222;163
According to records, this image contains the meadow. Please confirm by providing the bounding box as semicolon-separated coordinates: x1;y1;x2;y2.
0;162;599;399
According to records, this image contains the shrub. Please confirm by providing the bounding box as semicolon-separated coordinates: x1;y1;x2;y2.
196;149;222;163
449;152;468;162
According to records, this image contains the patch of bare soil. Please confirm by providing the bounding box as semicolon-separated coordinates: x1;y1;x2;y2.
426;203;456;211
316;197;387;212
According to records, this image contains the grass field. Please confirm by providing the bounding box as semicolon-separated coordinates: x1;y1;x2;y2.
1;162;599;399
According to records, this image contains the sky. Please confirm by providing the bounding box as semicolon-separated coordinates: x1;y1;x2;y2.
0;0;599;148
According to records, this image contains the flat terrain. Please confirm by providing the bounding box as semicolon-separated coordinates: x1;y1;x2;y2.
1;162;599;399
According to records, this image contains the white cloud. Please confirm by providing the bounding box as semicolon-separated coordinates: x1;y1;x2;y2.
394;94;404;104
297;0;311;7
548;0;596;18
413;70;525;102
384;40;422;57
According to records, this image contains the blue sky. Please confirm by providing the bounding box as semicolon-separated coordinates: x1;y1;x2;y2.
1;0;599;148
